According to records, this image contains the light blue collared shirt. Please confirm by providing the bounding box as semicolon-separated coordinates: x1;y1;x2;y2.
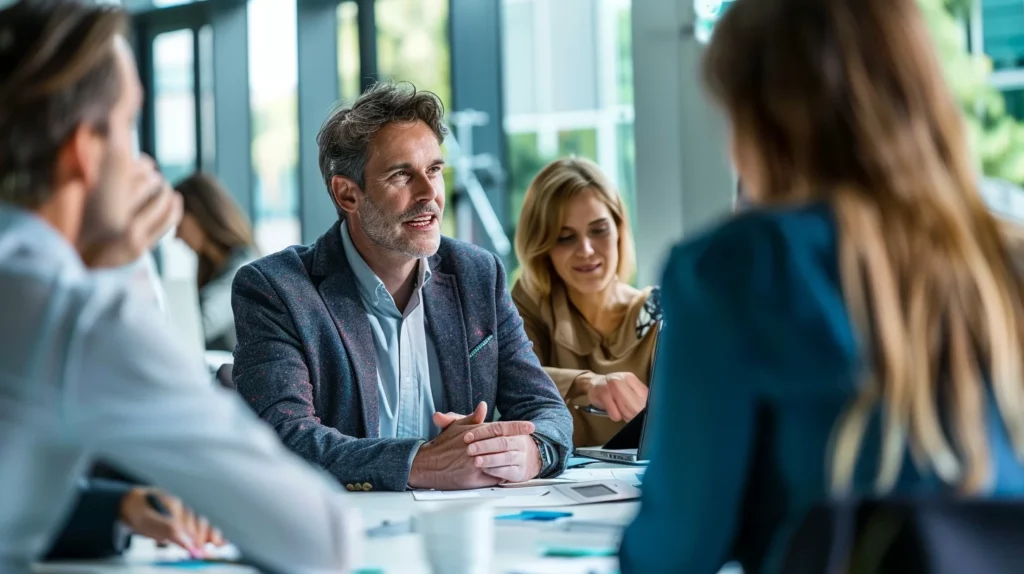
0;206;358;573
339;222;447;440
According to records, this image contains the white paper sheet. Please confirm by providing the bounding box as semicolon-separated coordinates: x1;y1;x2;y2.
501;468;644;488
412;490;483;501
505;557;619;574
412;486;551;501
412;486;582;507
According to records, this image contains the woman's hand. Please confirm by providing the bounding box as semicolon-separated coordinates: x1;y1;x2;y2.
584;372;649;422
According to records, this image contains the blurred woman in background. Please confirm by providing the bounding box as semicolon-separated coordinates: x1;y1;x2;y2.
513;158;661;448
174;172;258;352
620;0;1024;572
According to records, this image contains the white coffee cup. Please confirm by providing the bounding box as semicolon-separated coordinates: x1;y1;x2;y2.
417;501;495;574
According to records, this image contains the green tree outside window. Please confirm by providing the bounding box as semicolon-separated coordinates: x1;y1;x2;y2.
924;0;1024;184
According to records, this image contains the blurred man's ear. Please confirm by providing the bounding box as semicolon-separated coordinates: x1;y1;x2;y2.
59;123;106;194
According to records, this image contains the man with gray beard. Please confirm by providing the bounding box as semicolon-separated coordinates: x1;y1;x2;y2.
231;82;572;492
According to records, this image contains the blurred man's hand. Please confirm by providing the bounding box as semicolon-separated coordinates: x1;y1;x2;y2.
82;156;182;269
119;488;225;558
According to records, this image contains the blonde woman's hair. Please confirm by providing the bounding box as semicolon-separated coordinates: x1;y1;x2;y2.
705;0;1024;495
515;157;636;300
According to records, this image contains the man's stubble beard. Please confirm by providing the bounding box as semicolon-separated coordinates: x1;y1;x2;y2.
358;192;441;259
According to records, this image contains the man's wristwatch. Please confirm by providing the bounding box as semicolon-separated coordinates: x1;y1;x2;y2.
531;434;551;476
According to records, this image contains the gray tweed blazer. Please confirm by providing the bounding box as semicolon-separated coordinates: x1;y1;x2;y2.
231;222;573;492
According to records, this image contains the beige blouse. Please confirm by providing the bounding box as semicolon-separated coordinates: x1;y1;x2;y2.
512;280;662;448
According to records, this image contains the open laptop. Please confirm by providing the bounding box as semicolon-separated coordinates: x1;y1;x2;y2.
574;321;662;464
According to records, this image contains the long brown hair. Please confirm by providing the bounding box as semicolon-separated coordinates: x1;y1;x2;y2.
174;172;256;288
705;0;1024;494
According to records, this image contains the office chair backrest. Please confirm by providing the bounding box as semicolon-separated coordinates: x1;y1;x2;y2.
780;497;1024;574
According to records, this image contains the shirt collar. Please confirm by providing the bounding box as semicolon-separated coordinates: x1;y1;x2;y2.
339;220;432;310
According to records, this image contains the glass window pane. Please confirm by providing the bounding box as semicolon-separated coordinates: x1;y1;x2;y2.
153;29;196;186
441;166;457;238
616;121;636;218
199;25;216;172
616;5;633;106
507;131;545;237
694;0;735;44
501;0;636;229
983;0;1024;70
992;89;1024;185
557;128;598;161
1003;88;1024;120
375;0;451;108
152;0;196;7
337;1;361;103
248;0;301;254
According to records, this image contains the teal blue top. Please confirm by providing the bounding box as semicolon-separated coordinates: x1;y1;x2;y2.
619;203;1024;574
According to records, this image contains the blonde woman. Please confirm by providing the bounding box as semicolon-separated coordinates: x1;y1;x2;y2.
621;0;1024;572
512;158;661;448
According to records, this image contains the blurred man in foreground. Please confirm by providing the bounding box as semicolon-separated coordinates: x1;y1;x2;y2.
0;2;358;571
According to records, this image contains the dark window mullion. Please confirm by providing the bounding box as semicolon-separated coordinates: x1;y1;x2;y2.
191;25;203;175
357;0;378;91
296;0;342;244
210;0;254;222
133;18;157;160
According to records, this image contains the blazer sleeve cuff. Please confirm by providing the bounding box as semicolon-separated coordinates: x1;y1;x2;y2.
405;440;426;490
533;432;570;478
327;438;424;493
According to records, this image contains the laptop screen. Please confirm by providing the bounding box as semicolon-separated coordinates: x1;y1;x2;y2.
636;320;663;460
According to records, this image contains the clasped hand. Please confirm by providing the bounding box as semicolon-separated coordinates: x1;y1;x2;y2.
408;402;541;490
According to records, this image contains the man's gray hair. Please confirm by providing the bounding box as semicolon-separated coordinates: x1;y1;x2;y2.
317;81;448;198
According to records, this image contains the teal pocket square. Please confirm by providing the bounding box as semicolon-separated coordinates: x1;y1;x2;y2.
468;334;494;359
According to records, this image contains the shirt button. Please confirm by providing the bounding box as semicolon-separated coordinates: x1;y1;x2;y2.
362;482;373;491
345;484;355;491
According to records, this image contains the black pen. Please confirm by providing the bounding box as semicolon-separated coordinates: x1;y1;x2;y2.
578;404;609;417
145;491;171;517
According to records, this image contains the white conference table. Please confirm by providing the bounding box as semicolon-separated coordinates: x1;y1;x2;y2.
34;463;642;574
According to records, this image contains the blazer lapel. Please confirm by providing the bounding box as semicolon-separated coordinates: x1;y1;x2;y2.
312;223;380;438
423;264;473;417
